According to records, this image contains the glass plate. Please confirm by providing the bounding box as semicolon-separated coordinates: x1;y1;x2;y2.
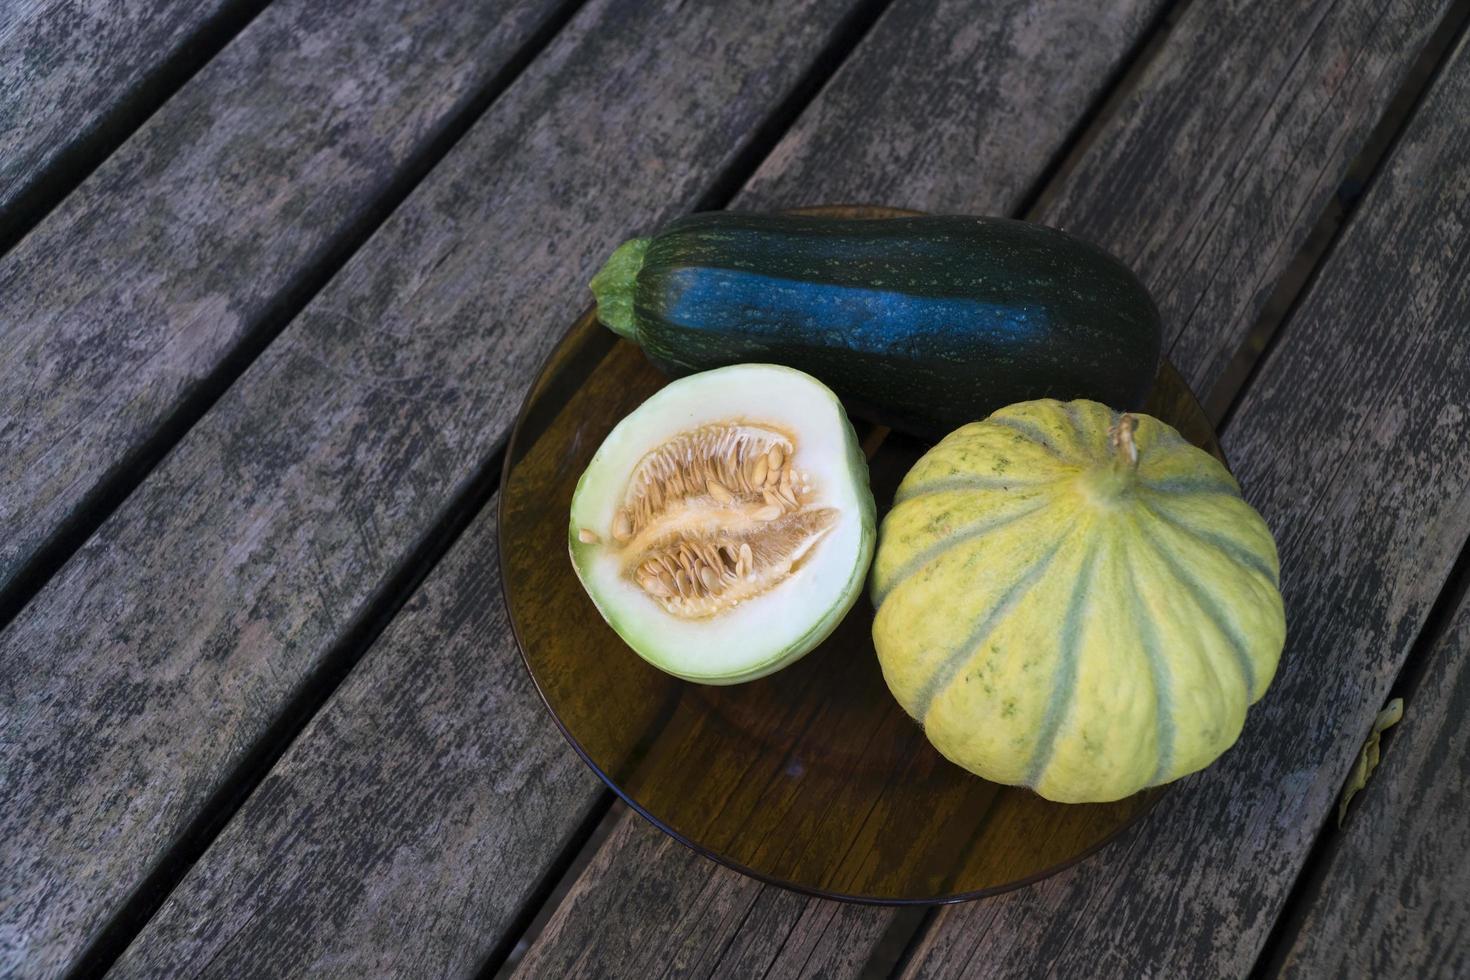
498;206;1225;904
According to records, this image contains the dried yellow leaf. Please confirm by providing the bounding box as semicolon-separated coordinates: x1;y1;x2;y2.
1336;697;1405;827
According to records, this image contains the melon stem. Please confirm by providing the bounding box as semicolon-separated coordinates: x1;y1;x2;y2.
1085;413;1141;501
589;237;651;341
1110;413;1141;471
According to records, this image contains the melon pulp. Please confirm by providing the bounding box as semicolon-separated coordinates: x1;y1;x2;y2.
569;363;875;684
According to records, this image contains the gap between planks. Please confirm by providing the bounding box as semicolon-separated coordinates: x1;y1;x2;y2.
1237;15;1470;967
1212;0;1470;430
63;0;899;973
0;0;271;260
486;797;623;980
1015;0;1191;222
0;0;592;637
690;0;899;214
479;793;620;980
57;4;597;968
1250;525;1470;980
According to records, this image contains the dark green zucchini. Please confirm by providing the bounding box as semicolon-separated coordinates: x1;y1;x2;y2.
590;212;1161;441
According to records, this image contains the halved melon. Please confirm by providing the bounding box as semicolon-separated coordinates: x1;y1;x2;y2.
569;364;875;684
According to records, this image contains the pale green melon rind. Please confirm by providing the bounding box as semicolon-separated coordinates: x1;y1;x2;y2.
568;364;874;684
732;405;878;681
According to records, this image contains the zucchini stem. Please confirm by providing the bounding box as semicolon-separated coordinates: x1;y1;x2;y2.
589;237;651;341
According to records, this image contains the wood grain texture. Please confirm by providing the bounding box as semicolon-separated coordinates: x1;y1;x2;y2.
511;809;894;980
1033;0;1455;401
1277;593;1470;979
903;28;1470;980
0;0;574;594
512;1;1455;976
0;0;877;975
739;0;1168;214
105;500;604;979
0;0;242;227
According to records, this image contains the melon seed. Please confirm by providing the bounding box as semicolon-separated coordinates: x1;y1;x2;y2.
642;573;673;597
777;480;798;509
609;422;837;618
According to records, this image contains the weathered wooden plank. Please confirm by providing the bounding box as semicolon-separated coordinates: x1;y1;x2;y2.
1276;598;1470;978
0;0;246;233
0;0;575;596
1037;0;1455;401
902;27;1470;980
0;0;878;975
510;0;1454;976
738;0;1167;214
104;500;605;978
510;806;896;980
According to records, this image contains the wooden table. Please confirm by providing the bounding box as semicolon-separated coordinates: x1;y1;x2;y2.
3;1;1468;976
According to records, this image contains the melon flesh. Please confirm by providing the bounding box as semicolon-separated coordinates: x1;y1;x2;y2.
569;363;875;684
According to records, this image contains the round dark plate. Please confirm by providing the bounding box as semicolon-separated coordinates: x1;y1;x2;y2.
498;206;1225;904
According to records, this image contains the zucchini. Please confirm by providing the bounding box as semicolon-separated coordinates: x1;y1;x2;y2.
590;212;1162;441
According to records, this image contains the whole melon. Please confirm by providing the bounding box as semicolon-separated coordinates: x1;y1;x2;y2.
871;399;1285;803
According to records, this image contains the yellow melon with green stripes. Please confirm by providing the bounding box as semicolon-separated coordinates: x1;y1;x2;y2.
870;399;1286;803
